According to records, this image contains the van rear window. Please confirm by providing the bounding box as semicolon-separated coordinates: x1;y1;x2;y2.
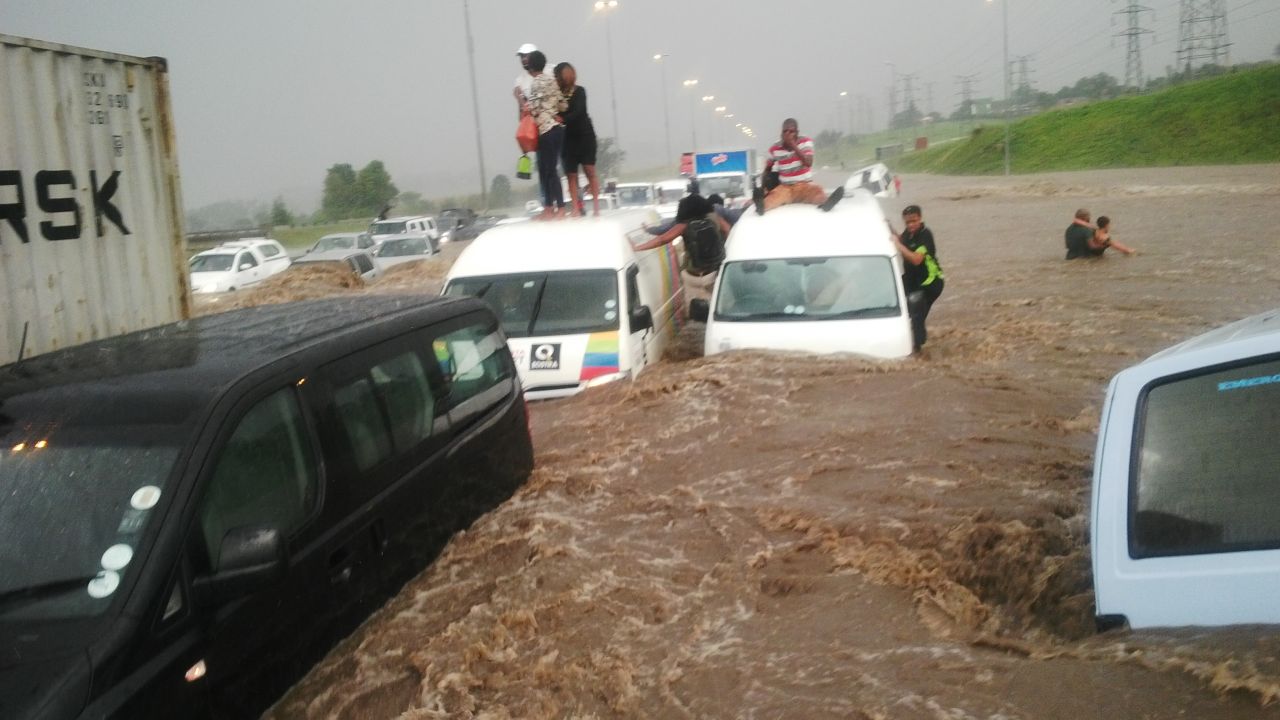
1132;357;1280;558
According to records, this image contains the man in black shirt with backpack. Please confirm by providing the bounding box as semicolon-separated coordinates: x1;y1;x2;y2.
633;191;731;314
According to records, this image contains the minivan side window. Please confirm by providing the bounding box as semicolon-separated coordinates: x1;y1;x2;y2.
237;252;259;269
331;350;437;471
354;254;375;274
433;322;514;424
1131;357;1280;558
199;388;318;569
260;243;281;258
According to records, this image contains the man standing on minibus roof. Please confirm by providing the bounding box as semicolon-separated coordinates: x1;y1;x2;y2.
513;43;540;118
753;118;844;214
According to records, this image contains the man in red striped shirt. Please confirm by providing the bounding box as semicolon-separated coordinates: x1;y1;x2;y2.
753;118;843;214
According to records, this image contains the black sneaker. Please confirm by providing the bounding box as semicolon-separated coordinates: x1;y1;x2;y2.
819;185;844;212
752;187;766;215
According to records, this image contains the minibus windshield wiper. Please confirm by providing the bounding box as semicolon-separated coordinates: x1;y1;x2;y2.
819;306;899;320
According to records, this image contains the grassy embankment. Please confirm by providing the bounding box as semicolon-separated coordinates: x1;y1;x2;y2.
893;63;1280;174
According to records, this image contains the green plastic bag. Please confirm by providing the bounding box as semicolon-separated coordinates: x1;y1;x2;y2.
516;154;532;180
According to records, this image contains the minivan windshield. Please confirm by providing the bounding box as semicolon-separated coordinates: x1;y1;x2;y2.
715;257;900;321
378;238;426;257
616;186;652;207
444;270;619;338
370;220;407;236
0;425;181;620
698;175;747;198
313;235;356;252
189;254;234;273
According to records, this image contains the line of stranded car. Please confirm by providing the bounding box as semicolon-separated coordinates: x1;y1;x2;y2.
4;162;1276;720
187;210;491;295
448;167;1280;634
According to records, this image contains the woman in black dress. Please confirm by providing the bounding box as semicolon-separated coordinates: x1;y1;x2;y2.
554;62;600;216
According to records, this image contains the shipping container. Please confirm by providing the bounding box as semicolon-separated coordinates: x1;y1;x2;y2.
0;34;189;365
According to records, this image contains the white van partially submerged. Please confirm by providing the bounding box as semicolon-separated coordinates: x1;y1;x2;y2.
1092;307;1280;629
693;191;915;359
443;210;685;399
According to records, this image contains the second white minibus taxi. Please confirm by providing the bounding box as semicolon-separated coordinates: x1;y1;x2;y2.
692;191;915;359
1092;307;1280;629
443;210;685;399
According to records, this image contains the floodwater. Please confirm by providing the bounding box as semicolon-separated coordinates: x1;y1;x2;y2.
263;165;1280;719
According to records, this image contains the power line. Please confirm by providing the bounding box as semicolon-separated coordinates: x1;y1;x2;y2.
1178;0;1231;72
954;73;979;119
1113;1;1154;89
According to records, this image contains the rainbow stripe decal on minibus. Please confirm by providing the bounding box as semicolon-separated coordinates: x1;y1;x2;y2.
579;331;620;381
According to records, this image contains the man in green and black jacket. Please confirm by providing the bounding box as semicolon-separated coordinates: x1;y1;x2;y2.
888;204;945;351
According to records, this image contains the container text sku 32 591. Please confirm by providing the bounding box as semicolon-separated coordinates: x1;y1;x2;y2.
0;34;189;365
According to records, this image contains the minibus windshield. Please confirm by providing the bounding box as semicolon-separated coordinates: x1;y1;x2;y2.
0;424;182;620
715;256;900;321
445;270;620;338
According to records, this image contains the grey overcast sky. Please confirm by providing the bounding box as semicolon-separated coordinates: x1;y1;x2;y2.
4;0;1277;210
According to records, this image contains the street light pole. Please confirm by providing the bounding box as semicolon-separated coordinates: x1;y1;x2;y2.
593;1;621;158
989;0;1011;176
461;0;488;207
682;79;698;151
701;95;715;148
654;54;672;162
884;61;897;137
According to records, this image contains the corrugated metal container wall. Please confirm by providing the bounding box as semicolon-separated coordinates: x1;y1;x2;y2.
0;34;189;365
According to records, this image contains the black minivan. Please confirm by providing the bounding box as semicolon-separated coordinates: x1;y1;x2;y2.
0;295;534;719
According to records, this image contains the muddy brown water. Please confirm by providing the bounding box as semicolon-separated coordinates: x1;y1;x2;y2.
258;166;1280;718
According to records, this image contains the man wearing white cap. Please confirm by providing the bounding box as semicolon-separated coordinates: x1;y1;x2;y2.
513;43;543;117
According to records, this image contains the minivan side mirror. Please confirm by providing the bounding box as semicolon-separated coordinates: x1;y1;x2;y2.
689;298;710;323
630;305;653;332
192;524;287;608
238;262;253;272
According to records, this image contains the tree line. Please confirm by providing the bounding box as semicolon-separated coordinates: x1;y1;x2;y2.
184;135;624;230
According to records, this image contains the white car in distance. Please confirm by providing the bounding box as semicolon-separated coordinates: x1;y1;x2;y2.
292;248;381;283
189;238;291;294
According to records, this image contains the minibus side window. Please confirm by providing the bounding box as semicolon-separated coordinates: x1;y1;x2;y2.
1132;357;1280;558
199;388;318;570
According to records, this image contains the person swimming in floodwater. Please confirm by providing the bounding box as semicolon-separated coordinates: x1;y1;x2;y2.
1094;216;1137;256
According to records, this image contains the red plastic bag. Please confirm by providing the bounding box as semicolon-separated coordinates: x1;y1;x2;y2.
516;114;538;153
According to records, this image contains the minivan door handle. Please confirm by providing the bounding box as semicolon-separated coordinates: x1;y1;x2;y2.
328;547;353;585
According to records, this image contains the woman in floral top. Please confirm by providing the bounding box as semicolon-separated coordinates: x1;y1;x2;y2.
524;51;567;219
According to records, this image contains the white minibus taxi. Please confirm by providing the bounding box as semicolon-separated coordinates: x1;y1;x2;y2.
692;191;914;359
1092;307;1280;629
443;210;685;399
